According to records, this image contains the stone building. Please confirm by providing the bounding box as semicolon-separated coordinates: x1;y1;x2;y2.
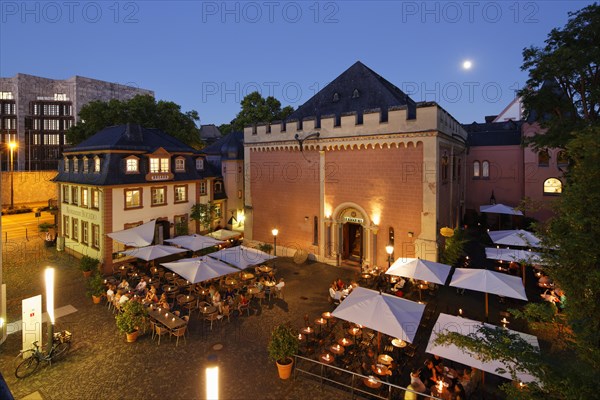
243;62;467;268
0;73;153;171
53;124;224;274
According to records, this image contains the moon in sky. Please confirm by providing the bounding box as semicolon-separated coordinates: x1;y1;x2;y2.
462;60;473;70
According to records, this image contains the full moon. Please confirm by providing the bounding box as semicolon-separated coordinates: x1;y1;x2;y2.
462;60;473;70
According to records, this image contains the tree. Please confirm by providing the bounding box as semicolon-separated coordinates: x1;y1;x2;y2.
440;228;467;266
519;3;600;150
67;95;202;148
190;202;218;233
219;92;294;134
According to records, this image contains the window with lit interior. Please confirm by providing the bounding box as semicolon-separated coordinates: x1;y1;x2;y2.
543;178;562;195
125;189;142;209
150;157;170;173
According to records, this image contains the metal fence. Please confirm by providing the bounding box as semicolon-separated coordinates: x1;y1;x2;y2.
293;354;442;400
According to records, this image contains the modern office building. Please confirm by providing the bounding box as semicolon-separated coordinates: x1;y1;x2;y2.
0;73;153;171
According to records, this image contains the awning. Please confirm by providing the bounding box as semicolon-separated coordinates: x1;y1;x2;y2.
107;220;156;247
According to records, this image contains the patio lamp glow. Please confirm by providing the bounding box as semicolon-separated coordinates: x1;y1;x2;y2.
205;354;219;399
271;228;279;256
385;245;394;269
45;267;55;353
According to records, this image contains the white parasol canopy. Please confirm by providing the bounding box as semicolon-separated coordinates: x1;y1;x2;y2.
207;245;275;270
331;287;425;343
161;256;240;284
120;244;187;261
480;204;523;216
107;220;156;247
164;234;224;252
488;230;541;248
385;258;452;285
426;313;539;383
207;229;242;241
450;268;527;301
485;248;543;264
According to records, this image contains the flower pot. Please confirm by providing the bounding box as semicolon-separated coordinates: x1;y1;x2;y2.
83;270;92;278
126;330;139;343
276;358;294;379
92;295;102;304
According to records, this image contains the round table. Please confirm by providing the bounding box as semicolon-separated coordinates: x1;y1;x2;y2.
338;337;354;347
321;311;333;320
264;281;276;287
246;286;261;295
258;265;272;273
241;273;255;281
348;327;362;337
363;376;382;389
199;305;217;315
315;317;327;326
177;294;196;305
391;338;407;348
162;284;178;293
377;354;393;365
372;364;391;377
300;326;314;335
320;352;334;365
329;344;344;355
224;279;238;286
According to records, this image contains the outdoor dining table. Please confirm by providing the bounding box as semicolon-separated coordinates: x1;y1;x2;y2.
224;278;238;286
164;272;176;281
246;286;261;295
199;304;217;315
264;281;276;287
391;338;407;348
329;344;344;355
321;311;334;320
348;327;362;337
377;354;393;365
363;376;383;389
300;326;314;336
257;265;272;273
241;272;255;281
176;294;196;306
147;305;186;330
372;363;392;377
162;284;178;293
319;352;334;365
338;337;354;347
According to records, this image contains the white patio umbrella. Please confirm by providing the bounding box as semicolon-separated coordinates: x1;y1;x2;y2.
450;268;527;319
120;244;187;261
161;256;240;284
207;229;242;241
426;313;539;383
488;230;541;248
485;248;543;264
385;258;452;285
480;204;523;216
107;219;156;247
164;234;224;252
208;245;275;270
331;286;425;343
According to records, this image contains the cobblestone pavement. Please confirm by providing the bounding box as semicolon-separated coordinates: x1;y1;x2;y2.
0;237;358;400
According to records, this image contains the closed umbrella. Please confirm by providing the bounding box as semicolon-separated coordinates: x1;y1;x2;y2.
161;256;240;284
331;287;425;343
450;268;527;319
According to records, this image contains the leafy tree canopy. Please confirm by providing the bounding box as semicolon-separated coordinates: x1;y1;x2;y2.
219;91;294;134
68;95;202;148
519;3;600;150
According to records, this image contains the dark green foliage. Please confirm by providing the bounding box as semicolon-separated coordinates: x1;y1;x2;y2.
219;92;294;134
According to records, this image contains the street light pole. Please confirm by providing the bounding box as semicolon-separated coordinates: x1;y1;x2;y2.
385;245;394;270
9;142;17;209
45;268;55;354
271;228;279;256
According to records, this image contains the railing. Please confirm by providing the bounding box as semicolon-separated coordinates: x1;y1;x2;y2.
293;354;442;400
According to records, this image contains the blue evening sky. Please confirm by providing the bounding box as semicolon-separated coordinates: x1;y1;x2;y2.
0;1;594;125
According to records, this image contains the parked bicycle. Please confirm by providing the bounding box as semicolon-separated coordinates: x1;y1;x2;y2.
14;330;72;378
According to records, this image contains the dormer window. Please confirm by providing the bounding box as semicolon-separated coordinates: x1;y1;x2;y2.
64;157;70;172
196;158;204;170
175;157;185;172
214;181;223;193
82;156;89;173
73;157;79;173
352;89;360;98
93;156;101;173
150;157;169;173
125;156;139;174
332;92;340;102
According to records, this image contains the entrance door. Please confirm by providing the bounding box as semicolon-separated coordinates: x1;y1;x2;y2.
342;223;363;263
155;220;171;244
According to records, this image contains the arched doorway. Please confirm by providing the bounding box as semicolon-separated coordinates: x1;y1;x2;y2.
338;207;367;266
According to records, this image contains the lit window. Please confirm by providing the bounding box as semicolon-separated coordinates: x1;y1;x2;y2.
214;204;222;220
151;187;166;206
126;158;139;173
150;157;170;173
81;188;88;207
73;157;79;172
71;187;79;205
62;185;70;203
81;221;89;245
175;185;187;203
482;161;490;178
175;157;185;172
196;158;204;170
92;224;100;248
543;178;562;195
92;189;100;209
83;157;89;173
72;218;79;241
63;215;69;237
125;189;142;209
94;156;101;173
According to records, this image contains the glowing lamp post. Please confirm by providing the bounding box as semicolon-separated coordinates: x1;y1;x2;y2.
45;267;55;353
271;228;279;256
385;245;394;270
9;141;17;209
205;354;219;399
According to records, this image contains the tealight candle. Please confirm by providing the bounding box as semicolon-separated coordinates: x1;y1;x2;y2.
165;313;168;317
459;308;463;315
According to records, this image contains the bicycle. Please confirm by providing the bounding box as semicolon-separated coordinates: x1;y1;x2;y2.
14;330;72;378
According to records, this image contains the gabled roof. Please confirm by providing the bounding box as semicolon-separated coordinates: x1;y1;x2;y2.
201;131;244;160
199;124;222;140
464;120;523;146
67;123;194;153
287;61;416;123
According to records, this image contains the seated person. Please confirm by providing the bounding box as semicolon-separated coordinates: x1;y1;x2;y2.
336;278;345;291
157;293;170;310
224;287;236;301
134;278;147;295
144;286;158;303
421;360;438;389
392;278;406;292
237;293;250;313
275;278;285;290
118;290;130;305
106;284;115;302
329;283;343;302
409;368;427;393
361;348;376;375
256;277;265;291
117;278;130;291
431;354;444;373
450;380;466;400
212;289;222;312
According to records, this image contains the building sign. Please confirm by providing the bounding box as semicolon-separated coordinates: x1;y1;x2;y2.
145;173;174;181
344;216;364;224
22;295;42;356
64;206;98;221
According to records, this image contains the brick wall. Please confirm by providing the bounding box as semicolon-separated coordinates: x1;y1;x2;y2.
0;171;57;207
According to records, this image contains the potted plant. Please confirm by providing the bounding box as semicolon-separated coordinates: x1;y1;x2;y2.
267;323;299;379
79;255;99;278
115;300;148;343
86;273;105;304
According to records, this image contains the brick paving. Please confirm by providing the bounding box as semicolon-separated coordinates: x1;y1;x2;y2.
0;236;358;400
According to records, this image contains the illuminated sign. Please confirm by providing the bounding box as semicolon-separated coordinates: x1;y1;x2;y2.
344;217;364;224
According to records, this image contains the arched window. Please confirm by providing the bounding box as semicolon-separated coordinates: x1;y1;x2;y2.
538;150;550;167
332;92;340;102
557;151;568;167
543;178;562;195
441;152;449;181
473;161;480;178
482;161;490;178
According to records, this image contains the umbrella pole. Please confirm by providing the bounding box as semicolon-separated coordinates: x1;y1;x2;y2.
377;332;381;353
485;293;489;322
522;264;526;286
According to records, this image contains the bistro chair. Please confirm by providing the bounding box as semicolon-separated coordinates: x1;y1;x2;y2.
204;312;220;331
154;324;170;345
170;326;187;347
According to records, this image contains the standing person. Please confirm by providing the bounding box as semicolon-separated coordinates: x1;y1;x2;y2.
409;368;427;393
421;360;438;390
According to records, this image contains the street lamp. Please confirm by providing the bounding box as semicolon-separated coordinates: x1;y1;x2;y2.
385;245;394;270
271;228;279;256
9;141;17;209
205;354;219;399
45;268;55;353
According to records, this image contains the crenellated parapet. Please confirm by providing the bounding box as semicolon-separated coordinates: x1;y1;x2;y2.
244;102;467;147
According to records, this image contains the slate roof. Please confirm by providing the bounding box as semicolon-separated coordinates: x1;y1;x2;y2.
53;124;221;185
199;124;223;143
287;61;416;124
464;121;523;146
201;131;244;160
